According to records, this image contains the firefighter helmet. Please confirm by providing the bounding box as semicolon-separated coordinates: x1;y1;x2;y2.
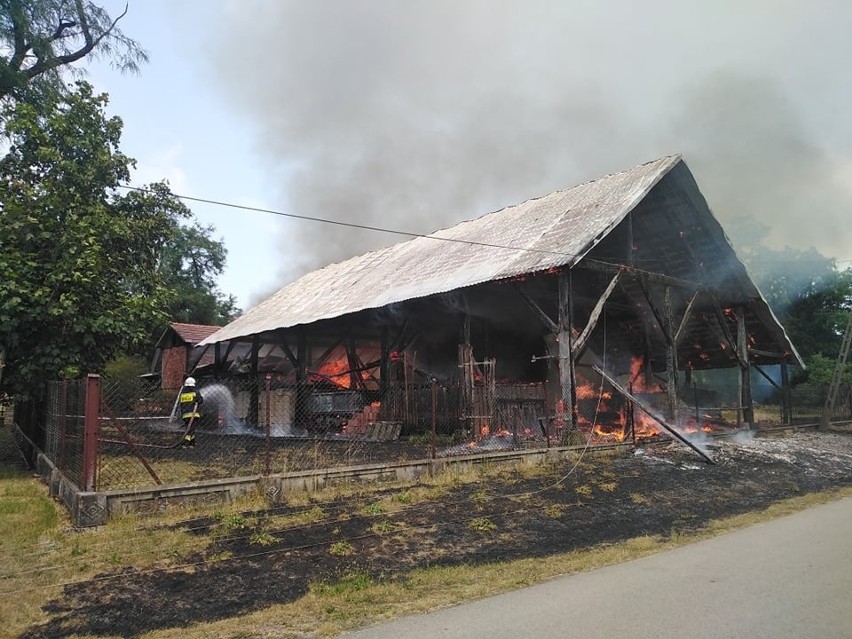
185;376;196;387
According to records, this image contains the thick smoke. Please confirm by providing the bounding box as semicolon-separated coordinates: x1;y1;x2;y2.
207;1;852;303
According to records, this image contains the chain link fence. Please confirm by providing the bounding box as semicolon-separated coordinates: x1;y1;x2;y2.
28;367;852;493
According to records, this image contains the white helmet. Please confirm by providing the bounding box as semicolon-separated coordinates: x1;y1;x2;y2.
184;377;196;387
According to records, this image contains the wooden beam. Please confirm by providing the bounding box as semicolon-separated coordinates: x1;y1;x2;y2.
635;274;669;340
514;283;559;334
674;290;700;345
593;365;713;464
577;259;708;292
747;347;788;359
753;364;781;391
573;271;620;357
709;293;743;365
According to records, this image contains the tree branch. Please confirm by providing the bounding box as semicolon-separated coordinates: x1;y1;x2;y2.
23;1;129;80
8;3;30;70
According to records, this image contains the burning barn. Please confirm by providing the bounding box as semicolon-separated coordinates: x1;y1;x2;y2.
196;155;803;451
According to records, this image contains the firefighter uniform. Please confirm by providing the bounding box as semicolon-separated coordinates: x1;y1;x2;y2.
179;379;203;447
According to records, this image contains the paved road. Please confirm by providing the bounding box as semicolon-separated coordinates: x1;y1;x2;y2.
343;497;852;639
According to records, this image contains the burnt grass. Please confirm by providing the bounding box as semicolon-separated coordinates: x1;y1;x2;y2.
24;429;852;638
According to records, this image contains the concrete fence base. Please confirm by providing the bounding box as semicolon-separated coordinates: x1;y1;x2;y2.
37;445;598;527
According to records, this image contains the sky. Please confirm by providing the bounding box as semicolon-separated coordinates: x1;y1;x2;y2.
89;0;852;312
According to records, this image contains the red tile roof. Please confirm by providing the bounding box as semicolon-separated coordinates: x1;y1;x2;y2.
170;323;222;345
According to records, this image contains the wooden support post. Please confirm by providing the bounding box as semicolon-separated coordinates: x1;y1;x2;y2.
214;342;222;379
664;286;678;422
82;374;100;492
346;337;361;390
558;269;578;443
626;212;634;267
380;326;390;401
737;309;754;427
781;363;792;425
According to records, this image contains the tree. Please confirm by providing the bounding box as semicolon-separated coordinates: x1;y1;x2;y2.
783;268;852;362
158;224;240;326
0;82;186;396
0;0;146;104
728;216;837;320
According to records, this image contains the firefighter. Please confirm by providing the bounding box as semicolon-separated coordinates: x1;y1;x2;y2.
179;376;203;447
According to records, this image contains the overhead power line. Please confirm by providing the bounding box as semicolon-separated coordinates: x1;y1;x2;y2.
118;184;852;273
118;184;581;260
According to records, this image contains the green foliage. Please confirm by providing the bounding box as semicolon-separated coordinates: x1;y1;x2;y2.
731;216;852;368
216;512;247;531
782;269;852;362
104;354;148;381
329;540;355;556
363;502;385;515
311;571;373;597
730;217;838;321
249;530;277;547
370;520;394;534
158;224;240;326
467;517;497;532
800;353;852;388
0;83;193;396
0;82;238;395
0;0;148;106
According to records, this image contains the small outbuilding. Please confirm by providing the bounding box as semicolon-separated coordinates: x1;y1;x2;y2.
152;322;221;390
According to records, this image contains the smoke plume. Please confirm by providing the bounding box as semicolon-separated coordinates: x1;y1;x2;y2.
206;1;852;303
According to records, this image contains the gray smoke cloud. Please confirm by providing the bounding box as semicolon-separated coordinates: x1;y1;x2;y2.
206;1;852;305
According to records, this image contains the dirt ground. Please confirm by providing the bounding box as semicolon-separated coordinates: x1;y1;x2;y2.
22;428;852;638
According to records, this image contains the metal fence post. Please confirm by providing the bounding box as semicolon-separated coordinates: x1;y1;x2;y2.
82;374;100;492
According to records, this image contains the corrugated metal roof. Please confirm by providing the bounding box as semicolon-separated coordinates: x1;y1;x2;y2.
202;156;683;345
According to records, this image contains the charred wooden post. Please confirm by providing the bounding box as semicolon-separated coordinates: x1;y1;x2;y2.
214;342;222;380
664;286;678;422
781;363;792;424
380;326;390;402
626;212;634;267
345;337;361;390
737;309;755;427
558;269;579;444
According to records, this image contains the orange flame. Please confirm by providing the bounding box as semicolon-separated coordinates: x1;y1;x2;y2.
313;358;354;389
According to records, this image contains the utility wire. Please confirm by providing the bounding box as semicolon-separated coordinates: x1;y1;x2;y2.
118;184;582;260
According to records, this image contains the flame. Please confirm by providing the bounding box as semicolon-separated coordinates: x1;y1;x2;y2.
312;357;354;388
